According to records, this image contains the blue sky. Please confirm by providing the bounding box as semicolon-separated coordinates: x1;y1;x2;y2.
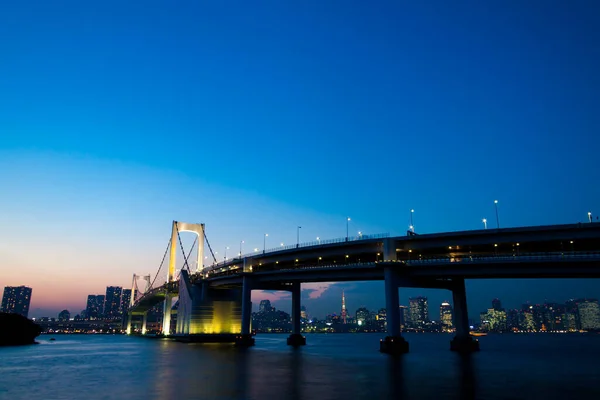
1;1;599;318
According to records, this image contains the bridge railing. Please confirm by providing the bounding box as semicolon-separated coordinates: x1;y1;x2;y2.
405;251;600;265
205;232;389;270
204;251;600;279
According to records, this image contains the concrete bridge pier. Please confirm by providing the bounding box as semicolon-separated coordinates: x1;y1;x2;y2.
126;313;133;335
235;275;255;347
450;278;480;353
161;296;173;336
141;312;148;335
380;267;409;355
287;282;306;346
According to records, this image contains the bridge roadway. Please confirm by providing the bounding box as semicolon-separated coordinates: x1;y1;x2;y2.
128;222;600;354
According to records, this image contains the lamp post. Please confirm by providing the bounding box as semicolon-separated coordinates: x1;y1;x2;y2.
589;212;593;223
317;236;320;245
239;240;244;258
225;246;229;261
482;218;487;229
263;234;268;254
297;226;301;248
346;217;351;241
494;200;500;229
410;209;414;232
358;231;363;239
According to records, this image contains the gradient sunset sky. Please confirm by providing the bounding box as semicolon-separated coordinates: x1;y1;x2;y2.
1;1;599;319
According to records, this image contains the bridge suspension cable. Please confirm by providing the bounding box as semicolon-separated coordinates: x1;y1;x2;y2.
148;238;172;290
203;231;218;266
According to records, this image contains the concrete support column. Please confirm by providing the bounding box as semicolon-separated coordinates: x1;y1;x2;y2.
380;267;408;354
383;239;397;262
384;268;400;337
162;296;172;336
141;312;148;335
450;278;479;352
236;275;255;346
126;313;133;335
287;282;306;346
241;276;252;335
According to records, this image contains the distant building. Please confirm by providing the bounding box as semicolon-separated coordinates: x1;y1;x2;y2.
104;287;123;319
578;299;600;330
565;299;581;330
86;295;105;319
341;290;347;324
399;305;409;329
1;286;33;318
356;307;369;326
440;302;453;331
121;289;133;313
259;300;272;313
376;308;387;330
492;298;503;311
58;310;70;321
480;308;507;332
409;296;429;329
506;309;521;331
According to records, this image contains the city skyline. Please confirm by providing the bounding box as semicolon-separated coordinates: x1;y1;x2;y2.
1;1;599;320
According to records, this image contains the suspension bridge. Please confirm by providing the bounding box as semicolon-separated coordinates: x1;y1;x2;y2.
127;220;600;354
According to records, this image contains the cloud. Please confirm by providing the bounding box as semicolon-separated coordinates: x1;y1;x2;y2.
301;282;333;299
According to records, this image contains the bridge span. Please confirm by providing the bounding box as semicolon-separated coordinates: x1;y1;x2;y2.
127;221;600;354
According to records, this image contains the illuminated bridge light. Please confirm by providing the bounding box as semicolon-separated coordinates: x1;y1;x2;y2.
494;244;498;247
516;243;520;246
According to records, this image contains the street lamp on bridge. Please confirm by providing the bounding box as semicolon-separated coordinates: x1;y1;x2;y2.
494;200;500;229
239;240;244;258
482;218;487;229
317;236;320;244
263;233;268;254
589;212;593;223
410;209;414;232
297;226;301;248
346;217;351;241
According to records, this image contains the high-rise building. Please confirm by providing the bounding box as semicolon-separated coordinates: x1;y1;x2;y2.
480;308;507;332
58;310;70;321
578;299;600;330
341;290;347;324
104;286;123;319
1;286;33;318
121;289;133;313
492;298;503;311
376;308;387;330
565;299;581;330
356;307;370;326
409;296;429;328
506;309;521;331
399;305;409;329
300;306;307;320
440;302;453;331
259;300;272;313
85;295;105;319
